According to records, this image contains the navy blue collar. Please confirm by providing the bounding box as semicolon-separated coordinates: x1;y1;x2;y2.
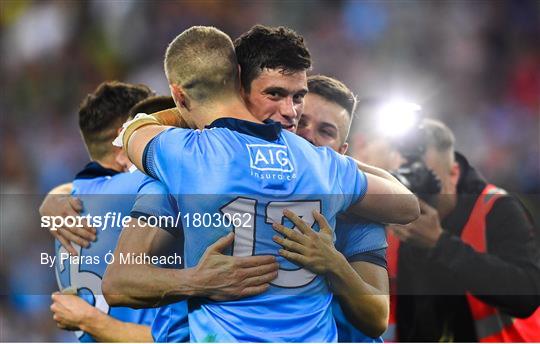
206;117;282;141
75;161;121;180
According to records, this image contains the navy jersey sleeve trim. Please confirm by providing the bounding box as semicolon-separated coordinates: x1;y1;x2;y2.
347;248;388;269
355;169;368;204
142;136;159;180
342;241;389;260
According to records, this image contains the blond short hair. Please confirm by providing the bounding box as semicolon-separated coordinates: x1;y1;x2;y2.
421;118;455;153
421;118;456;168
164;26;239;102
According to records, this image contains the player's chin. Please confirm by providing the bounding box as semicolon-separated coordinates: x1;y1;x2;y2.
281;123;296;132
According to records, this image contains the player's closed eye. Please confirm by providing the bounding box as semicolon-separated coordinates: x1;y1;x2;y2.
320;128;336;138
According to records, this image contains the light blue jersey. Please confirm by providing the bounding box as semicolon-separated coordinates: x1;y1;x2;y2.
131;176;189;343
333;216;387;343
54;162;155;342
140;118;368;342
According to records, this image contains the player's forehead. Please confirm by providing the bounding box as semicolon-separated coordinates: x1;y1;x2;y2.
252;68;308;93
304;93;349;127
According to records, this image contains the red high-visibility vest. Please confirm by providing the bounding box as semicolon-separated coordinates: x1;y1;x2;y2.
385;184;540;342
384;228;400;342
461;184;540;342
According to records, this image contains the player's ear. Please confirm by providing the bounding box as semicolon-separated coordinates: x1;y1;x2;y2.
450;161;460;188
338;142;349;155
115;148;131;172
170;84;190;111
116;125;124;137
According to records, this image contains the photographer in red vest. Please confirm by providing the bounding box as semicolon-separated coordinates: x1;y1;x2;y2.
351;108;539;341
381;118;540;342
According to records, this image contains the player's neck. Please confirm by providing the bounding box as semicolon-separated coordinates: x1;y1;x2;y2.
190;95;262;129
96;156;125;173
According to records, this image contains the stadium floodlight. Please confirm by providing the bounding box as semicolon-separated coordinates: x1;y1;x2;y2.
376;100;421;138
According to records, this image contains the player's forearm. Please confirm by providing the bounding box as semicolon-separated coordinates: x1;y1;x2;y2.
40;182;74;215
126;125;171;172
80;308;153;342
351;167;420;224
121;110;187;172
356;160;397;182
152;108;188;128
327;254;389;338
103;261;200;308
39;183;74;216
48;182;73;195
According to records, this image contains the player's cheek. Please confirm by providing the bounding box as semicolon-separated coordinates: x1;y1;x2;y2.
295;101;304;114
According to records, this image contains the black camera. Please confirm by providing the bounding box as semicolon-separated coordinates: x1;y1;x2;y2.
390;122;442;208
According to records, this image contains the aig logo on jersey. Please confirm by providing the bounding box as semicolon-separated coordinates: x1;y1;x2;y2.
247;144;294;172
246;144;296;180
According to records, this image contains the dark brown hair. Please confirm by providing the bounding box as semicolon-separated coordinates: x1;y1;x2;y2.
307;75;357;118
128;96;176;119
234;25;311;92
79;81;153;159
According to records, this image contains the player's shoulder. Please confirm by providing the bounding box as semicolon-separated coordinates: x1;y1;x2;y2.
137;174;169;194
77;170;145;195
158;126;243;149
155;127;199;144
160;126;239;138
72;164;115;194
72;176;104;195
112;168;147;186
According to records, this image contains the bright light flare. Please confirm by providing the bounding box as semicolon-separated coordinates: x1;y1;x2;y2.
376;100;421;138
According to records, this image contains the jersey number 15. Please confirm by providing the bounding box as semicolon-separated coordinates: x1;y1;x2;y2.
221;197;321;288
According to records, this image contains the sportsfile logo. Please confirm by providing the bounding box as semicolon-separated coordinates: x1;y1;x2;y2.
246;144;294;173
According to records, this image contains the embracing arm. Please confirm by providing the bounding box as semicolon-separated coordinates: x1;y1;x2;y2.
125;125;172;173
329;260;389;337
273;210;389;337
115;108;188;172
349;160;420;225
40;182;96;255
51;292;152;342
47;182;73;195
102;219;194;307
81;312;152;342
102;218;278;307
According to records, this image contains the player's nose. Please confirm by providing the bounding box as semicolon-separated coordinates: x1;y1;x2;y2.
279;97;298;123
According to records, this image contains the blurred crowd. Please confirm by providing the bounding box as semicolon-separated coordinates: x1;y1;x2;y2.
0;0;538;341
